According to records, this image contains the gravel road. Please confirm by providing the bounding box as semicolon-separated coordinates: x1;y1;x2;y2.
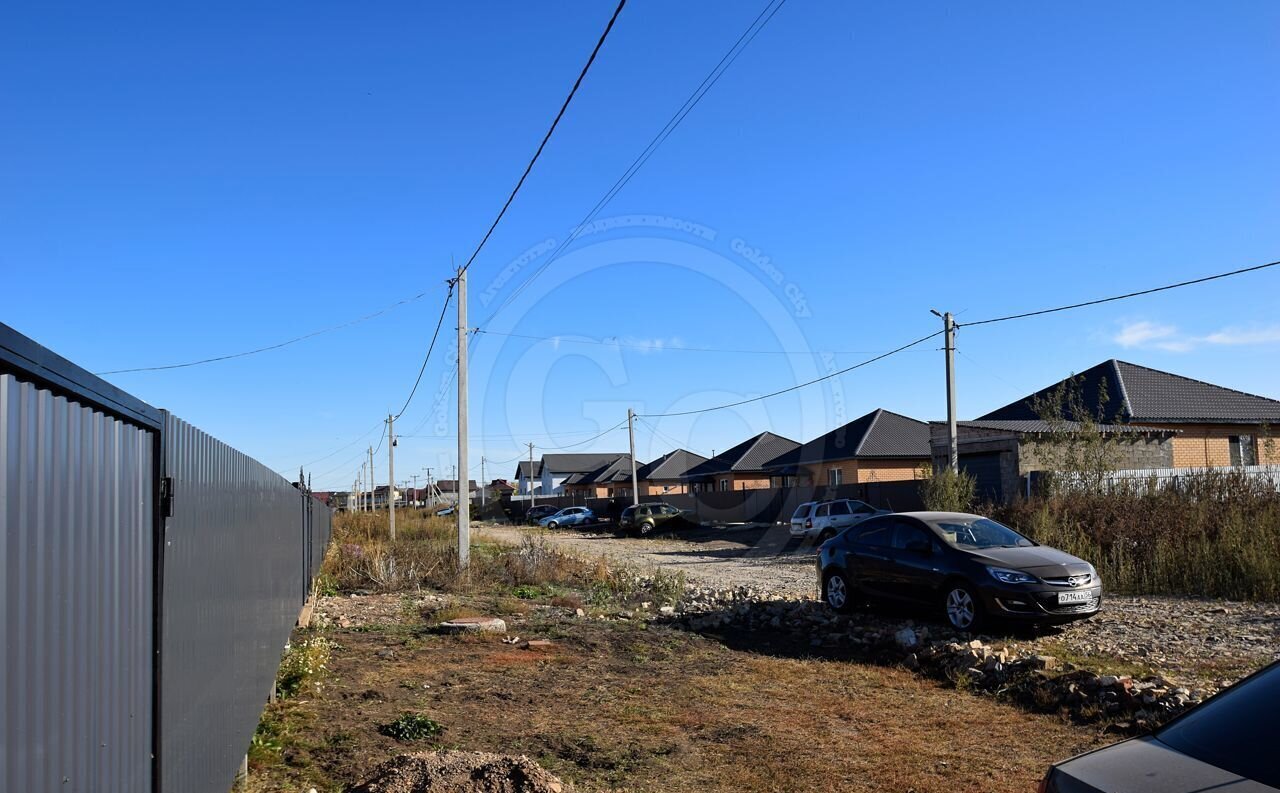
480;522;1280;687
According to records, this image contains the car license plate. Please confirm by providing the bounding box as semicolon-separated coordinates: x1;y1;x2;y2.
1058;590;1092;604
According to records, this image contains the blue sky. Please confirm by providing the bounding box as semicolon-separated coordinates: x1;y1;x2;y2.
3;1;1279;490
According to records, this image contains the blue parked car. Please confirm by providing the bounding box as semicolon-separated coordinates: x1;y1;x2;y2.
539;506;596;529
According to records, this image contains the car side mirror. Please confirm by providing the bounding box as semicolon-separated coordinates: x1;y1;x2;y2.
906;539;932;556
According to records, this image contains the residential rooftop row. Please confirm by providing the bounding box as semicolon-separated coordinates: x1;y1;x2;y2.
514;358;1280;501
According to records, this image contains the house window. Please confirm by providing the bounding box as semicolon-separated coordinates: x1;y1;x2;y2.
828;468;843;487
719;478;730;492
1230;435;1257;467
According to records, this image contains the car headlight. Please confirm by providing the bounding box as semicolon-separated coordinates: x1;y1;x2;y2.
986;566;1037;585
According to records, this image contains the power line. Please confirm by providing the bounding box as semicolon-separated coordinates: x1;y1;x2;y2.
640;329;944;418
393;283;455;419
478;0;789;325
958;259;1280;328
455;0;628;281
534;417;630;450
635;415;710;457
473;328;900;356
95;288;436;375
277;419;385;473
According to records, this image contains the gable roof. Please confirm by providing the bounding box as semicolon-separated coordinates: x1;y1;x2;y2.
789;409;930;464
557;454;637;487
515;460;541;480
942;419;1177;436
684;431;799;479
637;448;710;481
979;359;1280;425
540;452;630;474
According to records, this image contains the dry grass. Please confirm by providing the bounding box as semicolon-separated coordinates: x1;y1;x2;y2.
250;596;1106;793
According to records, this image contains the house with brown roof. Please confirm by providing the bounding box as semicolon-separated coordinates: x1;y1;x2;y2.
637;449;708;496
560;454;638;498
772;409;931;487
516;453;633;497
682;432;800;492
979;359;1280;467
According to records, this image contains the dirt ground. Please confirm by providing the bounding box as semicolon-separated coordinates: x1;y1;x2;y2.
480;522;1280;687
251;592;1107;793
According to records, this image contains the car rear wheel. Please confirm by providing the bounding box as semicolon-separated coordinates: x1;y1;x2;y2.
817;527;835;543
944;583;984;632
638;521;654;536
823;570;854;614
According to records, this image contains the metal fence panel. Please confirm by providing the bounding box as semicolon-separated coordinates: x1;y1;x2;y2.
1;373;155;793
160;414;306;793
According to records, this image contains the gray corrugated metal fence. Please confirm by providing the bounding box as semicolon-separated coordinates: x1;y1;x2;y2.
2;322;334;792
1;373;156;792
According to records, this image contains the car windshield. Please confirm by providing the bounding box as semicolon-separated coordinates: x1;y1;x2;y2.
932;517;1033;549
792;505;812;520
621;506;635;518
1155;663;1280;788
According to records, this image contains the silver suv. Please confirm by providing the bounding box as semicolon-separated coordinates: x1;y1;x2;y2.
790;499;886;540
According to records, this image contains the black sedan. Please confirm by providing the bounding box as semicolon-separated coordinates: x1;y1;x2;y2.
817;511;1101;631
525;504;559;524
1041;660;1280;792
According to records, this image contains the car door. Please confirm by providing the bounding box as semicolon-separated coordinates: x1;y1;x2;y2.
845;517;896;596
827;500;856;531
887;518;946;602
813;501;832;533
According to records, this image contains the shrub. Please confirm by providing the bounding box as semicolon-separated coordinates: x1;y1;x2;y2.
918;465;977;512
276;635;334;698
987;469;1280;600
379;712;444;742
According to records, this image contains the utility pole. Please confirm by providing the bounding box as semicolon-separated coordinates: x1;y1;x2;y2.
456;266;470;569
387;414;396;541
411;473;419;507
480;456;487;507
368;446;375;511
932;309;959;472
528;442;536;507
425;467;434;508
627;408;639;506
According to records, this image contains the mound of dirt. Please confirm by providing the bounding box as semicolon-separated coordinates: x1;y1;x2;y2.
351;751;570;793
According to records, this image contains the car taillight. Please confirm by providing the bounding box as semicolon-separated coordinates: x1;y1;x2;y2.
805;518;812;529
1036;771;1051;793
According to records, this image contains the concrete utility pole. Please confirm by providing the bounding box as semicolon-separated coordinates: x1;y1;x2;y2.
425;467;434;508
387;414;396;541
528;442;536;507
456;266;470;569
932;309;959;472
480;456;487;507
627;408;639;507
411;474;419;507
368;446;375;511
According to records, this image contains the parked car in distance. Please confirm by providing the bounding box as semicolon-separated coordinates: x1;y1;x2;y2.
539;506;596;529
620;502;692;535
525;504;558;524
1040;660;1280;792
790;499;887;540
818;511;1101;631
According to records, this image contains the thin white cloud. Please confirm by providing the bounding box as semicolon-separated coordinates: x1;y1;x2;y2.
1113;320;1280;353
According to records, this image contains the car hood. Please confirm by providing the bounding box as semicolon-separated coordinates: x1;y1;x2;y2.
1054;735;1279;792
968;545;1092;577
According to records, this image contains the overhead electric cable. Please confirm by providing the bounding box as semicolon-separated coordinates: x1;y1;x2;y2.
640;329;944;418
478;0;789;325
958;259;1280;328
393;284;455;419
455;0;628;281
473;328;898;356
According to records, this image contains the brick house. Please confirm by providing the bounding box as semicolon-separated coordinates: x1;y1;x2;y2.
978;359;1280;467
636;448;709;496
930;419;1177;503
516;453;632;497
560;454;638;498
682;431;800;492
773;409;930;486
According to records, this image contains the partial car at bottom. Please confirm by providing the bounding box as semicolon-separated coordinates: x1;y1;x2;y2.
1040;659;1280;792
817;511;1101;631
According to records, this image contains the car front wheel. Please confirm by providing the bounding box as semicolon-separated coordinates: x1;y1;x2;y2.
823;570;854;614
944;583;984;632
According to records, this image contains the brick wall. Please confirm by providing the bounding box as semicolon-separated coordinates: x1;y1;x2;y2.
642;479;690;496
801;458;927;485
1131;424;1280;467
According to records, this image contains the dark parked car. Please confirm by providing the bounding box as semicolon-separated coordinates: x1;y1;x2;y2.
619;502;692;535
525;504;558;524
817;511;1101;631
1040;660;1280;792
